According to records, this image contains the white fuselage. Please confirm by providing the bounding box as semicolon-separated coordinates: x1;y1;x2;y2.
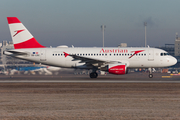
5;47;177;69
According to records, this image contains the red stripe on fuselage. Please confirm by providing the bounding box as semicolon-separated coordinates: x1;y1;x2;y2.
7;17;21;24
129;50;145;58
63;52;69;57
14;38;45;49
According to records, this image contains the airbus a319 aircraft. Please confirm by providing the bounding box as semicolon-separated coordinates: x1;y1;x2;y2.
4;17;177;78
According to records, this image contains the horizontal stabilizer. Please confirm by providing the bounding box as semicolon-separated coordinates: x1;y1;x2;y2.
4;50;28;56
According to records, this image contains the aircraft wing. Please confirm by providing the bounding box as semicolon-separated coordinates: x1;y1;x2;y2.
70;54;106;64
64;52;123;67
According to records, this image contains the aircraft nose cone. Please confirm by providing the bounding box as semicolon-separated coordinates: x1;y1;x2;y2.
171;57;177;66
172;57;177;65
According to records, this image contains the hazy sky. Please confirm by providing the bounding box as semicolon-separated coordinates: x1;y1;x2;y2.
0;0;180;47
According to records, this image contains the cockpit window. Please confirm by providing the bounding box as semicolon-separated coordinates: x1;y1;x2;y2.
160;53;169;56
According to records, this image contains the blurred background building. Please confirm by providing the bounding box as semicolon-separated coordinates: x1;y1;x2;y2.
0;41;35;71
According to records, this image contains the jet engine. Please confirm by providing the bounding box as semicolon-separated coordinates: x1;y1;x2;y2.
108;64;127;75
100;63;127;75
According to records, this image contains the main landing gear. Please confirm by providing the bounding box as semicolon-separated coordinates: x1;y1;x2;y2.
148;68;153;78
90;72;98;78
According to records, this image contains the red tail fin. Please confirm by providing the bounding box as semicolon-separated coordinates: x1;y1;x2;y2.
7;17;45;49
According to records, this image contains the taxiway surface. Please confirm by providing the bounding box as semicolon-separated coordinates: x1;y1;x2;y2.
0;72;179;83
0;73;180;119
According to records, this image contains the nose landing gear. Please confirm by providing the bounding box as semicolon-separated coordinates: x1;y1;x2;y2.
148;68;153;78
149;74;153;78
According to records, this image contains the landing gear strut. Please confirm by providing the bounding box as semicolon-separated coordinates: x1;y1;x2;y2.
90;72;98;78
148;68;153;78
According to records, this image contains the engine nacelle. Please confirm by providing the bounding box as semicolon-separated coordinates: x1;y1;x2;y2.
108;64;127;75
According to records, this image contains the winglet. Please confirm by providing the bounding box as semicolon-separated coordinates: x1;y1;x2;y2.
63;52;69;57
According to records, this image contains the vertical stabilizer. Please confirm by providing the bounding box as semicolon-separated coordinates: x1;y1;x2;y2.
7;17;45;49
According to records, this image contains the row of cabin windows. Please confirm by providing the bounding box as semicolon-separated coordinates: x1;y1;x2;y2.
52;53;147;56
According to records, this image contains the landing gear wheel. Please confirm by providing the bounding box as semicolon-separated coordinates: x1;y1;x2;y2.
149;74;153;78
148;68;153;78
90;72;98;78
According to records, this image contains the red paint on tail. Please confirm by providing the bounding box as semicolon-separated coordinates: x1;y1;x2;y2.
14;38;45;49
13;29;25;37
7;17;21;24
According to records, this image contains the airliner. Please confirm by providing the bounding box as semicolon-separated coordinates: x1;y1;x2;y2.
4;17;177;78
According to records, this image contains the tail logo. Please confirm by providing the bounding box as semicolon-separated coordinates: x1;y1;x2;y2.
13;29;25;37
